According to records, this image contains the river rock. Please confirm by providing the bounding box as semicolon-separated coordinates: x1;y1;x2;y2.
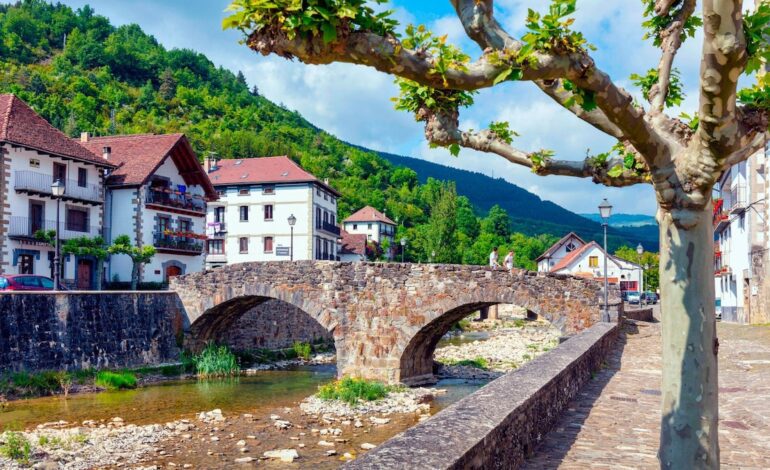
274;420;292;430
234;456;254;463
369;417;390;425
361;443;376;450
318;440;335;447
263;449;299;462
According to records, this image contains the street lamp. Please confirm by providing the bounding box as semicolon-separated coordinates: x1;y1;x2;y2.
287;214;296;261
636;243;644;303
598;198;612;321
51;179;65;291
400;237;407;263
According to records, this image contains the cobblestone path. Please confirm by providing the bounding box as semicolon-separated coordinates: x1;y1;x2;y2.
523;320;770;469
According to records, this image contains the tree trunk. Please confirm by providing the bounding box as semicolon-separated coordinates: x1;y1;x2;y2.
95;260;103;291
131;262;139;291
658;205;719;468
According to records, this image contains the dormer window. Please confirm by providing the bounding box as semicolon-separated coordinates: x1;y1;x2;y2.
566;242;577;252
263;185;275;195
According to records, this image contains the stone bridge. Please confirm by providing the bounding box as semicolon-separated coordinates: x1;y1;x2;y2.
170;262;620;385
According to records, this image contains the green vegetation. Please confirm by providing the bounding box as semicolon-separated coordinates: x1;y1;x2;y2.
94;371;137;390
614;245;660;291
317;377;391;405
292;341;312;360
444;357;489;370
193;343;239;379
0;431;31;464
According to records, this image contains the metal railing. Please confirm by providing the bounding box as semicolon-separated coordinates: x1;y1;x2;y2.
728;185;747;212
14;171;101;203
8;216;107;240
153;232;204;254
321;221;341;236
146;188;206;213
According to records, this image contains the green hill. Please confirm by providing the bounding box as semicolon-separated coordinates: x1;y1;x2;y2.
0;0;656;262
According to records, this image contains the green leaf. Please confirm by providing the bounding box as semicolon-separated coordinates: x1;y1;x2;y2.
449;143;461;157
607;165;624;178
493;68;512;85
321;22;337;44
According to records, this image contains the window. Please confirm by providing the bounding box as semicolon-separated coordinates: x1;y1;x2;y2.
324;192;328;201
53;162;66;187
158;216;171;234
264;204;273;220
566;242;577;252
330;215;335;226
239;237;249;253
316;207;322;228
589;256;599;268
263;236;274;253
239;188;250;196
367;234;372;240
217;190;226;197
178;219;191;232
208;239;224;254
18;255;34;274
316;237;321;260
214;207;225;223
29;159;40;168
240;206;249;222
263;185;275;195
367;223;372;230
77;168;87;188
323;211;329;224
317;189;321;196
352;224;358;230
39;277;53;289
66;208;89;232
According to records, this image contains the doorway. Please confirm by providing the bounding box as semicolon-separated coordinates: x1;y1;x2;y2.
18;254;34;274
29;201;44;236
76;259;93;290
165;264;183;282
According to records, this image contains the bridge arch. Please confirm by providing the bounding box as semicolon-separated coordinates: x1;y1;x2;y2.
171;262;618;384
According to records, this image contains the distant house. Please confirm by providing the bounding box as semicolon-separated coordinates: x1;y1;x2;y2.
204;156;341;267
342;206;396;259
538;232;642;292
338;230;367;262
80;133;217;284
0;94;116;288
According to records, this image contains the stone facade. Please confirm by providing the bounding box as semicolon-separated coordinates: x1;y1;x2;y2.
0;292;182;372
172;261;622;384
219;299;333;351
346;322;618;470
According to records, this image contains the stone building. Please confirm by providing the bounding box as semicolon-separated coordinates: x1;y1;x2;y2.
80;133;217;284
204;156;341;267
0;94;116;288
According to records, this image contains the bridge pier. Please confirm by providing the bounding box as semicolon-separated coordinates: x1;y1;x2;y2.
170;262;619;385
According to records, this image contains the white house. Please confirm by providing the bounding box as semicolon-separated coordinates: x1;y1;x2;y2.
0;94;116;288
342;206;396;258
204;156;340;267
338;229;368;262
80;133;217;284
538;232;643;292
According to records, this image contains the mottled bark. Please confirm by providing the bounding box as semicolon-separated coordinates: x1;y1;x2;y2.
658;204;719;469
131;263;140;291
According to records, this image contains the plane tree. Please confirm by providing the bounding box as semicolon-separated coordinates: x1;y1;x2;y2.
224;0;770;467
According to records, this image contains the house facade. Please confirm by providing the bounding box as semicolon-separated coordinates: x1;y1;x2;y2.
204;156;340;268
0;94;116;288
341;206;396;259
338;229;368;262
713;148;769;323
80;133;217;284
538;232;643;292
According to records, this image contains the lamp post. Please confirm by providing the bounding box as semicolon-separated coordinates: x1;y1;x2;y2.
636;243;644;304
51;179;65;291
287;214;296;261
598;198;613;321
400;237;407;263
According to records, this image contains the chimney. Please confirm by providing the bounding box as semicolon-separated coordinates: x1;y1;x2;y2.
80;132;91;143
102;146;111;160
205;154;218;173
323;178;330;185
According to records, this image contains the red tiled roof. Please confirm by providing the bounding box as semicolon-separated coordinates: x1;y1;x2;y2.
339;230;368;256
550;241;600;273
343;206;396;225
0;94;114;167
207;156;341;196
80;133;217;199
536;231;586;261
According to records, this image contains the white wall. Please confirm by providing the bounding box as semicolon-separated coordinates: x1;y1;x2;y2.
537;235;585;272
342;219;396;258
554;244;640;287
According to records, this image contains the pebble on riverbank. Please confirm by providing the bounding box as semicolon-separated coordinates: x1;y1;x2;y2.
300;388;433;419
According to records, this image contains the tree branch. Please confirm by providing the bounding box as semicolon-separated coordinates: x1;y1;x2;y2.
537;79;625;139
697;0;748;157
650;0;696;112
420;106;649;187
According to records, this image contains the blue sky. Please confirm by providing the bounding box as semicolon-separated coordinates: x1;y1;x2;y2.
56;0;710;216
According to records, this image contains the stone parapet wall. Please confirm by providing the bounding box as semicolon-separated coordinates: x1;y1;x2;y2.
0;292;183;372
219;299;333;351
345;322;618;469
624;307;654;322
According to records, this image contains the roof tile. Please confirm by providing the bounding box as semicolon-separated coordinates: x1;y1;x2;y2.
343;206;396;225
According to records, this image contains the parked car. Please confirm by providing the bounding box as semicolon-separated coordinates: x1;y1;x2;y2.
0;275;56;291
621;290;631;301
626;291;641;305
642;291;659;304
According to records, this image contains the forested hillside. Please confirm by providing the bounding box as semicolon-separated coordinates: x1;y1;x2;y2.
0;0;651;264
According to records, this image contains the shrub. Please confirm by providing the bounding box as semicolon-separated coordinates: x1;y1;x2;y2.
449;357;489;370
193;343;239;378
94;371;137;390
293;341;312;360
1;431;31;464
318;377;390;405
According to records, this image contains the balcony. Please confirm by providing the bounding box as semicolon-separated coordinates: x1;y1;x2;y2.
714;265;731;277
14;171;102;204
319;221;341;236
713;198;729;232
154;231;205;255
146;187;206;216
728;185;747;214
206;221;227;238
8;216;108;242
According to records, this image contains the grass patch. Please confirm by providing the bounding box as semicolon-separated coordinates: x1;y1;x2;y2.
1;431;31;464
94;371;137;390
445;357;489;370
511;319;528;328
318;377;391;405
293;341;312;360
193;343;239;379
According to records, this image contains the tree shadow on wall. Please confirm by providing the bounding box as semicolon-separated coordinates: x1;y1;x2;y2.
519;320;639;469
